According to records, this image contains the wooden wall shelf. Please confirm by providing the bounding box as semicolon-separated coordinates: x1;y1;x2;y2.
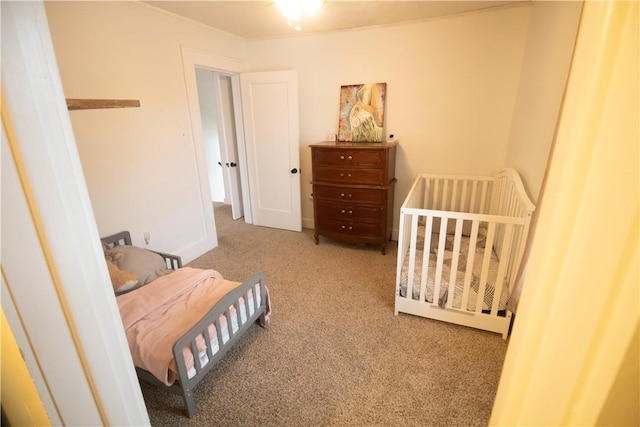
66;99;140;110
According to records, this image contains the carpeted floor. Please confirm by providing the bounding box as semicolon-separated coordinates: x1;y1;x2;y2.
143;203;508;426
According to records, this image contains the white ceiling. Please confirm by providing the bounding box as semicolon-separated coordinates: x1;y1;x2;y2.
142;1;526;40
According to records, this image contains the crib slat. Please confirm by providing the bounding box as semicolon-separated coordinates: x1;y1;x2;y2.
461;180;469;212
395;210;409;306
507;224;524;286
475;222;496;314
419;216;434;302
480;181;488;214
446;220;464;309
432;218;448;307
443;179;450;210
451;180;459;212
460;220;480;311
509;189;518;217
470;181;478;213
491;223;514;316
406;214;419;300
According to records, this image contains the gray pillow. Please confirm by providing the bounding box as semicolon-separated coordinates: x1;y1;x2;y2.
107;245;169;286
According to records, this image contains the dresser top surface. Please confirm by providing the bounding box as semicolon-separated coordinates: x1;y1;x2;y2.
309;141;398;149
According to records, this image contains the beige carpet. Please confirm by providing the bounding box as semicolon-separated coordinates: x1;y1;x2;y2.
143;203;508;426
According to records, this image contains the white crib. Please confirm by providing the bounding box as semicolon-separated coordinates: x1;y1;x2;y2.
395;169;535;338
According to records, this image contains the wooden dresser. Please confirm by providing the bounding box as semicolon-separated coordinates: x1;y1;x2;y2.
310;141;397;254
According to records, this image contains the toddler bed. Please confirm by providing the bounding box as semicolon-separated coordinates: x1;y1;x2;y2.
102;231;270;417
395;169;534;338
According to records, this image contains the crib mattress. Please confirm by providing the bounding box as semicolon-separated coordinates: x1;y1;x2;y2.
399;227;510;312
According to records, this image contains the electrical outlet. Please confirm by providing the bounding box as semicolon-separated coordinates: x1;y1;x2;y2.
143;231;150;246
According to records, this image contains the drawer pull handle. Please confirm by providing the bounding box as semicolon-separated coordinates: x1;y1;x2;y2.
349;210;353;214
348;155;353;160
341;209;346;214
340;173;344;177
340;155;344;159
340;193;345;197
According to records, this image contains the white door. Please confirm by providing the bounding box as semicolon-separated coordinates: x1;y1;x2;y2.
240;70;301;232
218;75;244;219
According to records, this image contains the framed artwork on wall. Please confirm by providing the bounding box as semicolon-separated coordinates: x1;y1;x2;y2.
338;82;386;142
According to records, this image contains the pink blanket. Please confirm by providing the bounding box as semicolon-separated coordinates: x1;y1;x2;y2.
117;267;254;385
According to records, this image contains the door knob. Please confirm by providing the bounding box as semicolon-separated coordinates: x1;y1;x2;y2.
291;168;298;174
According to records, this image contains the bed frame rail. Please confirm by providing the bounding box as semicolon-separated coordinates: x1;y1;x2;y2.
101;230;182;269
171;271;268;417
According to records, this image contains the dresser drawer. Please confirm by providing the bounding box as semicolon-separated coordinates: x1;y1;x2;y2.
314;185;385;205
315;201;382;223
316;217;383;237
313;148;386;168
313;166;386;185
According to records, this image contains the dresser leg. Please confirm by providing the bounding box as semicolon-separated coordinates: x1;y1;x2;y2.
381;243;387;255
314;234;319;245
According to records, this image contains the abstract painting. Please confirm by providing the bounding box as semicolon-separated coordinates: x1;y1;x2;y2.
338;82;386;142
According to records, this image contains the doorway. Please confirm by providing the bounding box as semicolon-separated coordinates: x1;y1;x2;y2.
181;47;302;235
195;68;245;220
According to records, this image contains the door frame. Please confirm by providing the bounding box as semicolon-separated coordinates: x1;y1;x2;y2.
198;69;244;218
217;72;246;220
181;46;253;224
2;2;149;424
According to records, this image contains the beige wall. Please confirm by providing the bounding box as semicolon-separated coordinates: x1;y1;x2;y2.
45;1;247;261
45;1;580;257
505;0;583;202
246;5;532;228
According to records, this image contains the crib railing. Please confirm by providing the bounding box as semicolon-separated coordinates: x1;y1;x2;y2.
396;169;535;317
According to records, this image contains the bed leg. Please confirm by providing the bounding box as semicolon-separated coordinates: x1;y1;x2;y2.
259;313;270;329
181;387;196;418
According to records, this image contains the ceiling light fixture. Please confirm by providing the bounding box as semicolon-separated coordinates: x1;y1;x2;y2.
276;0;323;22
287;21;303;31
